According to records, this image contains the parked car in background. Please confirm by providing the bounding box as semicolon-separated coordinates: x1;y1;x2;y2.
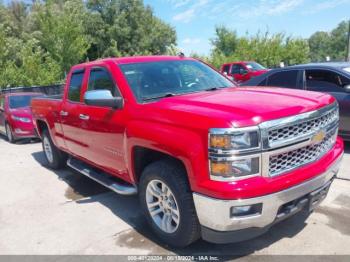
243;62;350;141
0;92;42;143
31;56;343;247
220;61;268;83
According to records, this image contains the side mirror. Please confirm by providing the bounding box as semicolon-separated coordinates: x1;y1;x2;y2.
84;90;124;109
223;71;228;75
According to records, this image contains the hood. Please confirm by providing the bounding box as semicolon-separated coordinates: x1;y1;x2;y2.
142;87;335;129
9;107;33;119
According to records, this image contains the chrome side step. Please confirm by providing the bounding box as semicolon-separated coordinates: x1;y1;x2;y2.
67;158;137;195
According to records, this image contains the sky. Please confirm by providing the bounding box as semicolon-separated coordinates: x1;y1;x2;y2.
143;0;350;56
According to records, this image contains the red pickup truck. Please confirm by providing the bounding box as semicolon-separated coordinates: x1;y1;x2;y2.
31;56;344;247
220;61;268;83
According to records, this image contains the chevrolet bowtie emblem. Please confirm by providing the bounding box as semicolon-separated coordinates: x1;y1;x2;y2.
311;130;326;145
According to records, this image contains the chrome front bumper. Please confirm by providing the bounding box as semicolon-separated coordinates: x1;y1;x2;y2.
193;153;343;233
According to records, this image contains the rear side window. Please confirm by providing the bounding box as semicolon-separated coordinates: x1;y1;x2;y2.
222;65;230;74
68;71;84;102
88;68;119;96
267;70;299;88
305;69;350;92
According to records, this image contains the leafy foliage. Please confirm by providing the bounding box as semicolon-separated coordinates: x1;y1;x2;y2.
0;0;176;88
0;0;348;88
309;21;350;62
209;27;310;68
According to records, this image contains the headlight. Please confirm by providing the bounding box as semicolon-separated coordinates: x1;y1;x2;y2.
209;129;260;151
209;127;261;181
11;115;31;123
210;157;260;180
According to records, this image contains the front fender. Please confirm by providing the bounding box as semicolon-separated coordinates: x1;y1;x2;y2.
125;120;209;191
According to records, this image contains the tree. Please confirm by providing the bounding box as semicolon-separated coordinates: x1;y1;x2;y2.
85;0;176;59
0;37;61;87
330;21;349;60
308;31;331;62
32;0;90;75
209;27;309;68
211;26;238;57
0;0;177;88
309;20;349;62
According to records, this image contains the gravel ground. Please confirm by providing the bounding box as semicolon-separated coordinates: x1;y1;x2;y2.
0;135;349;258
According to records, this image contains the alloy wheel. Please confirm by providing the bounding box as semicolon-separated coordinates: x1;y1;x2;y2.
146;179;180;234
43;136;54;164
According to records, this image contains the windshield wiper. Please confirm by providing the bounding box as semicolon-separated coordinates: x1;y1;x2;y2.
204;86;230;91
205;87;219;91
141;93;176;102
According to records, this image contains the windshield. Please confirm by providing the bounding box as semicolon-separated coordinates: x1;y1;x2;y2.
246;62;266;71
119;60;235;102
9;95;41;109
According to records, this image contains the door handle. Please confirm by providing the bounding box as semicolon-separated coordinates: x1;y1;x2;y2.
79;114;90;120
60;110;69;116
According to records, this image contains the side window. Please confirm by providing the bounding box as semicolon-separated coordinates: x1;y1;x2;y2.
222;65;230;74
88;68;119;96
68;71;84;102
305;69;349;92
231;64;241;74
267;70;299;88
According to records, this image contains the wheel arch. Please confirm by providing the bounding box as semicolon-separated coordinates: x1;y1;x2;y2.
36;119;49;137
132;146;188;184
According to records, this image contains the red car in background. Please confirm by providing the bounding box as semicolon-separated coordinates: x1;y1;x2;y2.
0;92;42;143
221;61;268;83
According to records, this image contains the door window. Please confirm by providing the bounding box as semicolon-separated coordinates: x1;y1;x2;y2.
88;67;120;96
231;64;244;74
305;69;350;92
68;71;85;102
267;70;299;88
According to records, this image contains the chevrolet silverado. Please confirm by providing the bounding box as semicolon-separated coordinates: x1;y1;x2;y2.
31;56;344;247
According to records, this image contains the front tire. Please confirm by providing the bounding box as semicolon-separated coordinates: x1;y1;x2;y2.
42;129;67;169
139;160;201;247
5;123;15;143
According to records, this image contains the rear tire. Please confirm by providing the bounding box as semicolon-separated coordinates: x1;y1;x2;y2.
5;123;15;143
139;160;201;247
42;129;67;169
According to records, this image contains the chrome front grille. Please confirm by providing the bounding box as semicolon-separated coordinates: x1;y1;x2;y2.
268;128;337;177
259;102;339;177
267;106;338;147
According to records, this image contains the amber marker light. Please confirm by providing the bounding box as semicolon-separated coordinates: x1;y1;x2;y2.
210;134;231;149
210;161;232;177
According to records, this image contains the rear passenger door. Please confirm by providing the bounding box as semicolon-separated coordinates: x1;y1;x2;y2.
266;70;302;89
305;69;350;135
79;66;128;178
60;69;90;158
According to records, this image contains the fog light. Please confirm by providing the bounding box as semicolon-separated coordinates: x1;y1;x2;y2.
14;128;29;134
230;203;262;218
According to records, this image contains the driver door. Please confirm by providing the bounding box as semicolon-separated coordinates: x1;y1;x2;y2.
79;66;128;177
231;64;246;82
